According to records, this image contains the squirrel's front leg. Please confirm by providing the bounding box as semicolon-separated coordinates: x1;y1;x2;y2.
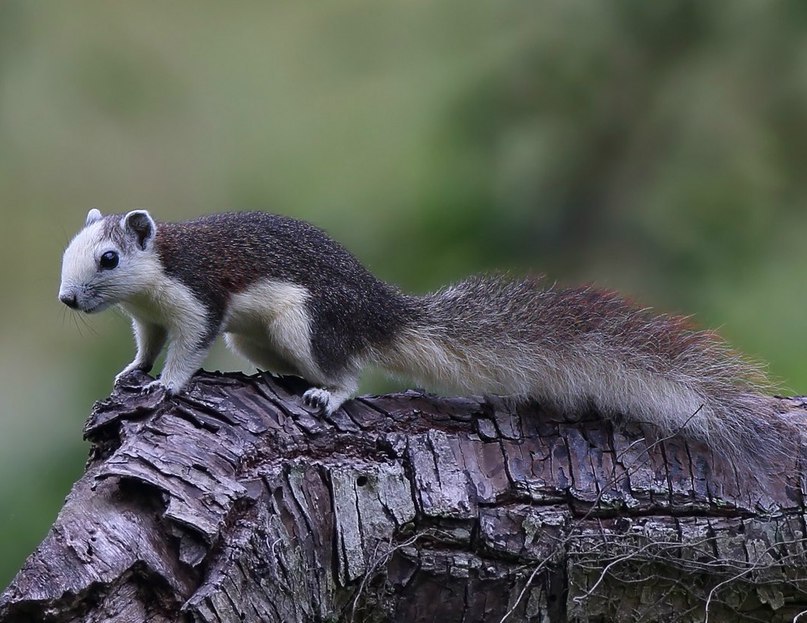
115;319;167;384
149;330;214;395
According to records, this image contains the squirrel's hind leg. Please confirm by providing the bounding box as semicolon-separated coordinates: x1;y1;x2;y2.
226;332;358;415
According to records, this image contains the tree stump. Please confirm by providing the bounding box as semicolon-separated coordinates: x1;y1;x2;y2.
1;371;806;622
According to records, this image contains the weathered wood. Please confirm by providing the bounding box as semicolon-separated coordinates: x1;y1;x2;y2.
1;371;806;622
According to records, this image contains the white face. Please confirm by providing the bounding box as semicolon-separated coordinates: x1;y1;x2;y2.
58;210;157;313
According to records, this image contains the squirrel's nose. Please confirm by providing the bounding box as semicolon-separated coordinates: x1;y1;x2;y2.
60;293;79;309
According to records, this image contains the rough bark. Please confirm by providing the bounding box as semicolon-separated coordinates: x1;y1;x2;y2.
1;371;806;623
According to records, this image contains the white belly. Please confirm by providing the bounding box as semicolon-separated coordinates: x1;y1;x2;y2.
223;279;319;377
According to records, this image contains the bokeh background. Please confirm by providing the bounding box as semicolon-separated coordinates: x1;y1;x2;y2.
2;1;807;587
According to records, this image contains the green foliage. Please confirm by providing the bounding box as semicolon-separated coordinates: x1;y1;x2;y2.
1;0;806;588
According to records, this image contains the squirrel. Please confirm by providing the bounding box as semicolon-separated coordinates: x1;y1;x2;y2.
59;209;792;464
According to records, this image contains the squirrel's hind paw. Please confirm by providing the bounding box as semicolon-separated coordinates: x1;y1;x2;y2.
302;387;351;416
302;387;332;414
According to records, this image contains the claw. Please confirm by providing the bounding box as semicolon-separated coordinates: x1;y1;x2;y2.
114;363;152;386
302;388;332;414
144;379;176;395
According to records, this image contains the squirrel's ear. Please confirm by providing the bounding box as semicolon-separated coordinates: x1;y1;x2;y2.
122;210;156;250
85;208;103;226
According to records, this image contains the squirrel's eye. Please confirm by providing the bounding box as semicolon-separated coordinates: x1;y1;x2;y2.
99;251;119;270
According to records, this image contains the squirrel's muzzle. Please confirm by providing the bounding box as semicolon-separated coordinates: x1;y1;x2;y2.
59;292;79;309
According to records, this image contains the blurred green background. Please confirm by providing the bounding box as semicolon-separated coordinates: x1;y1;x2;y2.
2;0;807;587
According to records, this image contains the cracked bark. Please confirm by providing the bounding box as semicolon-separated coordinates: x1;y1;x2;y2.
1;371;807;622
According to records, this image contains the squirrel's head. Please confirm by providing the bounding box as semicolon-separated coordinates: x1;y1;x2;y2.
59;209;158;313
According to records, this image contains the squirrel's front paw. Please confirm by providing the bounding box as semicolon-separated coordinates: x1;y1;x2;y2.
114;368;138;386
115;362;152;386
144;379;178;396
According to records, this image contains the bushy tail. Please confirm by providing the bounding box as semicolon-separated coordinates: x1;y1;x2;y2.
378;275;795;465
